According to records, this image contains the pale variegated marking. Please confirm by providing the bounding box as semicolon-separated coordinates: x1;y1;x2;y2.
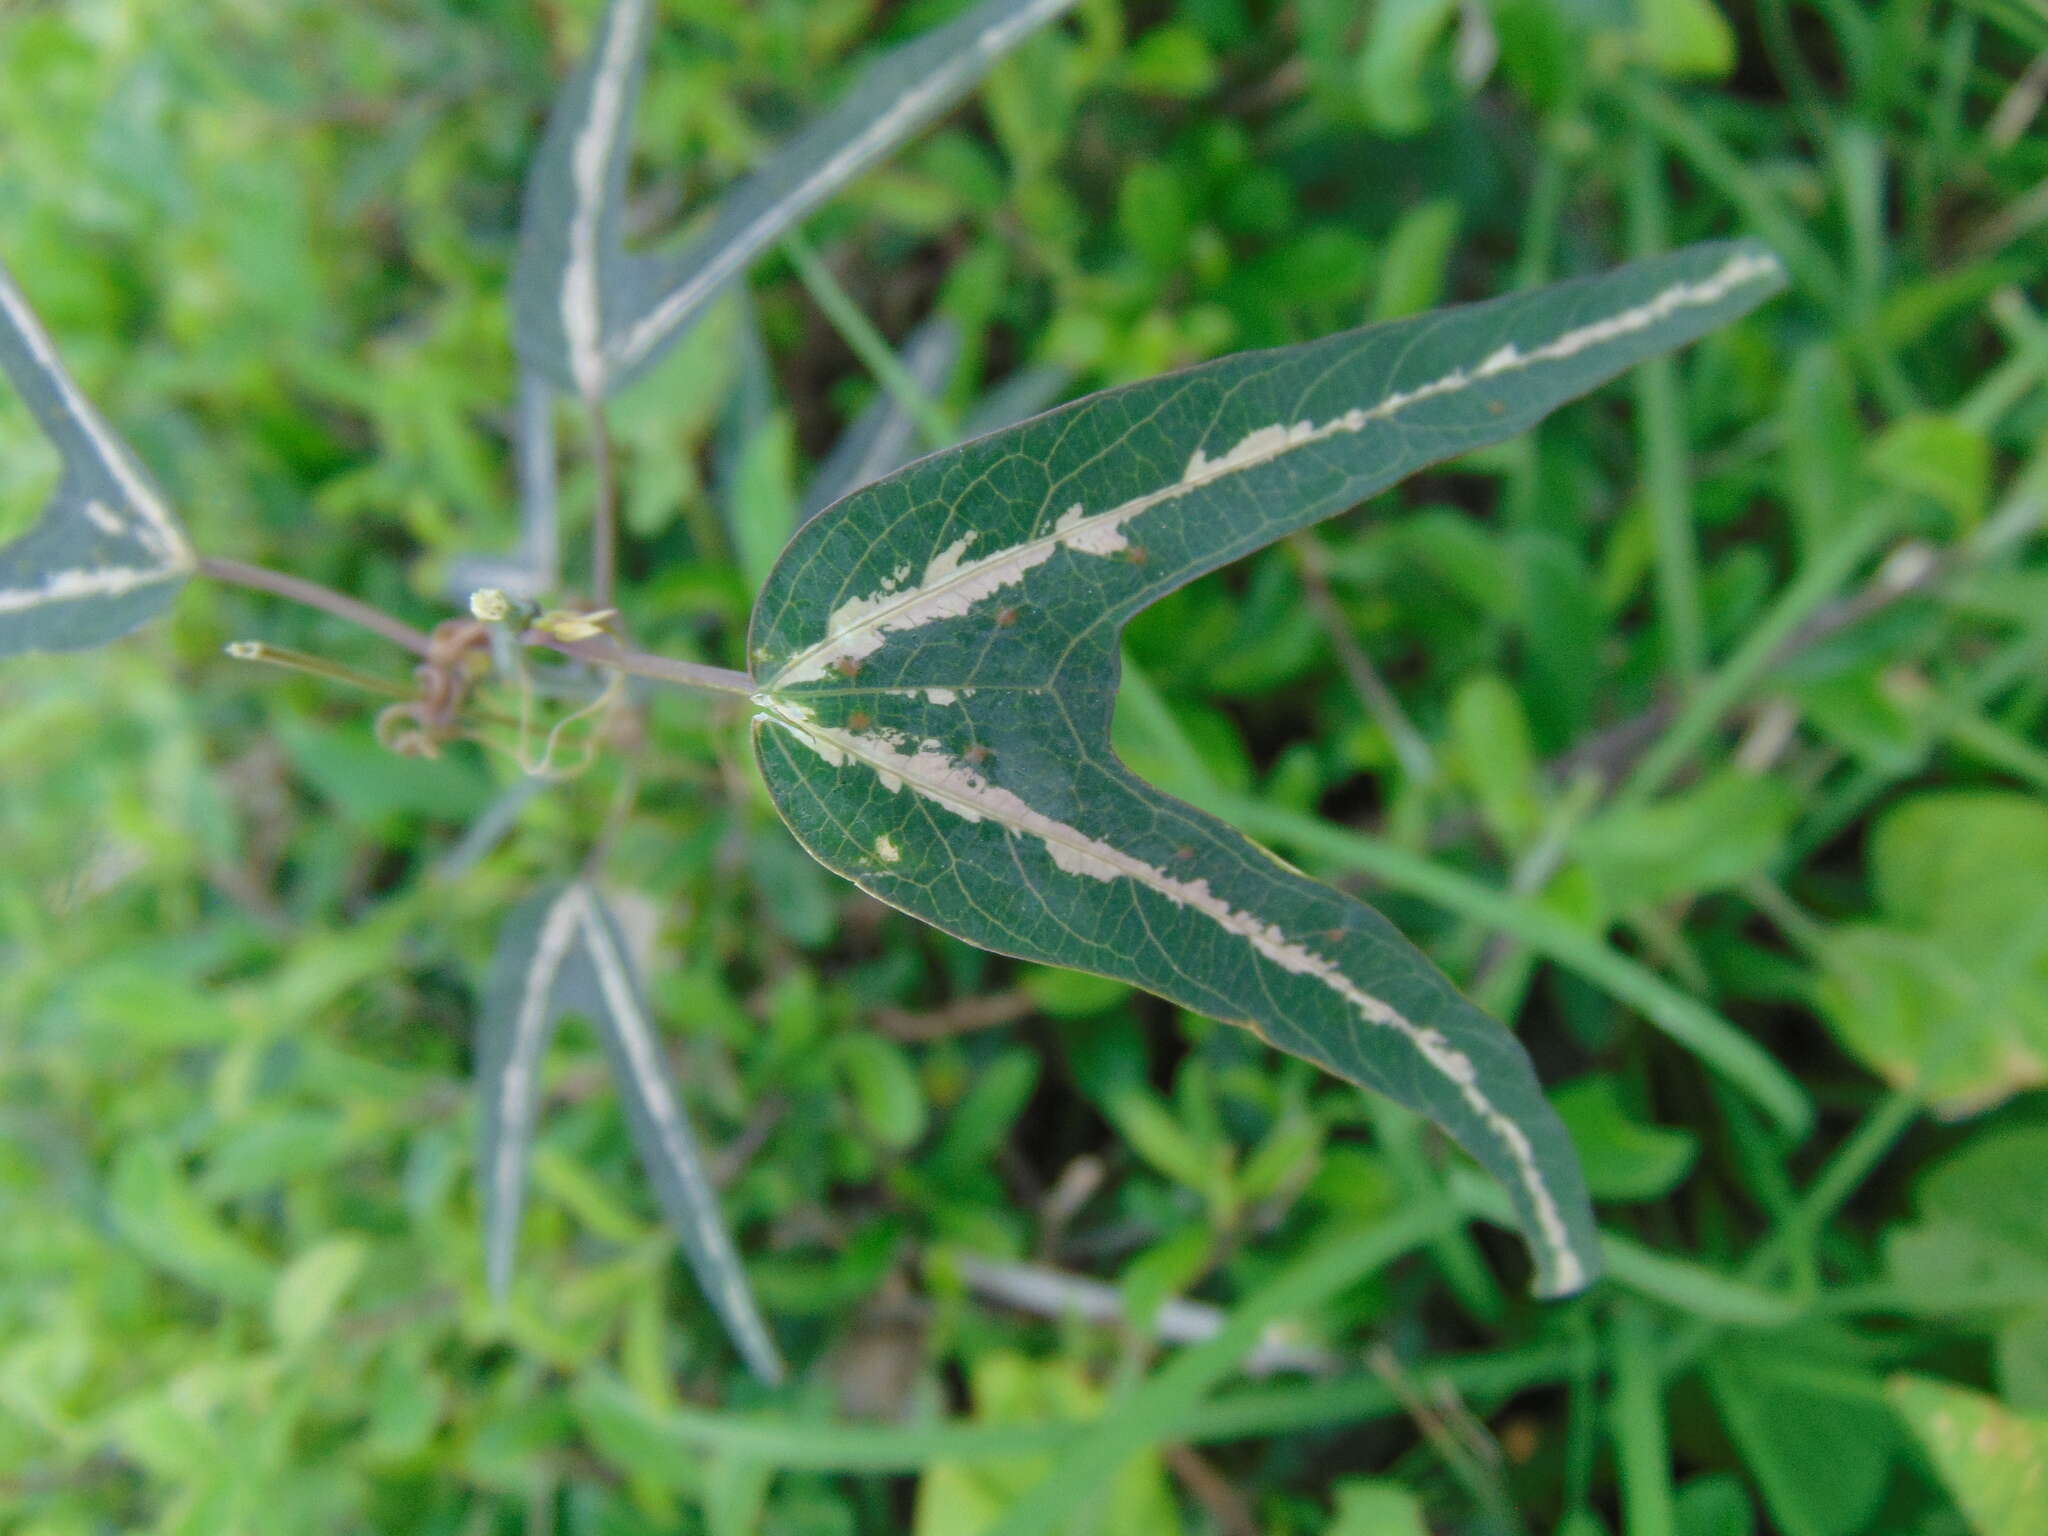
486;883;784;1377
572;889;784;1381
488;884;587;1292
766;249;1781;689
0;264;196;611
0;564;190;616
611;0;1079;376
756;698;1588;1291
562;0;646;397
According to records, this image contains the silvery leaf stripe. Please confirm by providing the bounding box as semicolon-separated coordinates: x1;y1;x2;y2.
749;241;1788;1298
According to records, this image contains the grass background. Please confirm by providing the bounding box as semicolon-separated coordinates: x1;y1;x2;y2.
3;0;2048;1531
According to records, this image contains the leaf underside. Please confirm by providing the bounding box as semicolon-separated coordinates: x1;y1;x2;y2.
751;240;1788;1297
480;883;784;1383
0;261;195;657
512;0;1077;401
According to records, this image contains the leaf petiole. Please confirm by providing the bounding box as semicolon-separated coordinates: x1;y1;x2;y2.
520;630;754;698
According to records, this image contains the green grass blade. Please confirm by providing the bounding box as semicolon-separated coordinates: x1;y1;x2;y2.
575;1338;1572;1473
800;316;961;523
785;236;957;458
1615;496;1902;808
1205;797;1814;1137
1611;1300;1676;1536
1629;136;1706;689
983;1205;1449;1536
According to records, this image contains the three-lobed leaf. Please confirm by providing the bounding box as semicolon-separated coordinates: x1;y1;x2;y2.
513;0;1078;401
750;241;1787;1296
480;882;784;1383
0;261;196;656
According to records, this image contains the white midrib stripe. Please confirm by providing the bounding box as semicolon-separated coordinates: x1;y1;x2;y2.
492;885;587;1283
760;700;1586;1290
0;560;186;615
576;896;781;1378
562;0;646;398
767;249;1782;690
612;0;1077;373
0;265;193;568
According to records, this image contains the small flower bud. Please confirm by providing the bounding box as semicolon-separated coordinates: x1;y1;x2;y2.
469;587;515;623
535;607;618;642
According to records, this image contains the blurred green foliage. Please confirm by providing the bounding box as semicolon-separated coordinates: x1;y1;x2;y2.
2;0;2046;1532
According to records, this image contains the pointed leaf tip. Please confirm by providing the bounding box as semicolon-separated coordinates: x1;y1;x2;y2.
477;883;785;1380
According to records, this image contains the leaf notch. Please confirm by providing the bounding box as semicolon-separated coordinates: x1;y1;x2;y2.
510;0;1079;401
0;261;196;657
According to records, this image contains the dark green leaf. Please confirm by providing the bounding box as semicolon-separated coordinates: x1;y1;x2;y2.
479;883;784;1383
0;261;195;655
750;241;1786;1296
512;0;1077;400
1707;1352;1898;1536
1553;1073;1699;1202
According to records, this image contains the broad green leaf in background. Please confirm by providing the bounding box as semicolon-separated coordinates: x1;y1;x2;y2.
1635;0;1737;79
729;409;800;594
512;0;1079;401
1889;1375;2048;1536
1571;768;1797;916
1448;670;1541;851
749;240;1786;1297
1357;0;1459;137
1815;791;2048;1114
1706;1350;1900;1536
479;882;784;1383
107;1140;273;1306
912;1352;1181;1536
1868;413;1991;529
1329;1479;1431;1536
1998;1310;2048;1414
1673;1473;1756;1536
0;260;196;656
1372;198;1463;322
1883;1123;2048;1311
270;1236;370;1351
1552;1073;1700;1202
